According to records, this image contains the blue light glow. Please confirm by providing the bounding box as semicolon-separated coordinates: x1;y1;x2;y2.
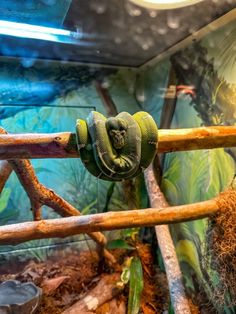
0;20;81;44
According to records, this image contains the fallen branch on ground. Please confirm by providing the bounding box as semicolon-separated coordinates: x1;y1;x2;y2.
62;273;124;314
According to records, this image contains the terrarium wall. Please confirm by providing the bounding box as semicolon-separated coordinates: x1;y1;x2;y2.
136;17;236;312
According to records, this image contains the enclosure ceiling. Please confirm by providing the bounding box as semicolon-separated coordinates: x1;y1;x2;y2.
0;0;235;67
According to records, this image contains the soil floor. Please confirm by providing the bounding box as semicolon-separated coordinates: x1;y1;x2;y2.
0;243;171;313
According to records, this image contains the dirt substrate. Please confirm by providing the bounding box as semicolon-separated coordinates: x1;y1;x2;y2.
0;244;170;313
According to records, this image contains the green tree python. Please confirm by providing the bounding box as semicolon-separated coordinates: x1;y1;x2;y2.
76;111;158;181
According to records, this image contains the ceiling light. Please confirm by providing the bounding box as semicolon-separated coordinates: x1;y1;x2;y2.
0;20;81;44
129;0;203;10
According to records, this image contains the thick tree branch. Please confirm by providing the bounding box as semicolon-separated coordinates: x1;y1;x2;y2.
1;126;236;159
145;166;191;314
0;197;222;245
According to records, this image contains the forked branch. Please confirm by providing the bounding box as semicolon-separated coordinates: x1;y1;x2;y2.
0;128;118;268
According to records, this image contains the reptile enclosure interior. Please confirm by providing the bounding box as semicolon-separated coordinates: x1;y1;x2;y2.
0;1;236;313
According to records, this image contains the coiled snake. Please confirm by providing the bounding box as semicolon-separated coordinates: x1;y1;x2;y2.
76;111;158;181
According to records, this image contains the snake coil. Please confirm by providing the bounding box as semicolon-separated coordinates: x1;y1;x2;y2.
76;111;158;181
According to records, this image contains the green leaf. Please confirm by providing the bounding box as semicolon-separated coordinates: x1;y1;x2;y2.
35;167;54;174
81;199;97;215
106;239;135;250
162;149;234;206
168;302;175;314
0;188;11;213
121;228;139;239
175;240;202;279
128;257;144;314
121;266;130;284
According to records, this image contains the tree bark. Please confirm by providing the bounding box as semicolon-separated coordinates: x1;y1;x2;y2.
62;273;123;314
0;128;118;269
0;160;12;193
9;158;118;268
1;126;236;159
0;128;12;192
145;166;191;314
0;197;220;245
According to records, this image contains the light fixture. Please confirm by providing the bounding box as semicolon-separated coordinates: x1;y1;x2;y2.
129;0;203;10
0;20;81;44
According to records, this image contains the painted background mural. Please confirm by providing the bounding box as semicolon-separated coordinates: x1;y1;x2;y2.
0;14;235;314
138;18;236;313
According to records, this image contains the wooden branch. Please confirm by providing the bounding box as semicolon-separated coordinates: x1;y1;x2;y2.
0;129;117;268
62;273;123;314
9;158;118;268
0;161;12;193
0;132;79;159
0;198;219;245
0;129;12;192
157;127;236;152
97;299;126;314
1;126;236;159
145;166;191;314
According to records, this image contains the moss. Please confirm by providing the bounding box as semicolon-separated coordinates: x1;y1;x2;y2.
206;188;236;310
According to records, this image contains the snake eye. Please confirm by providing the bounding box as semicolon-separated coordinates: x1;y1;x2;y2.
109;130;115;137
120;130;126;136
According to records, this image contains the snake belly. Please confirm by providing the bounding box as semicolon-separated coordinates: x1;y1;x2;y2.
76;111;158;181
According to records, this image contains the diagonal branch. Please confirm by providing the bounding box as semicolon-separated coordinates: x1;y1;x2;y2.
145;166;191;314
0;128;13;193
11;158;118;267
0;128;118;269
0;161;12;193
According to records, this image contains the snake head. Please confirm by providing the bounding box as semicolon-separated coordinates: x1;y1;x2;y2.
106;117;128;150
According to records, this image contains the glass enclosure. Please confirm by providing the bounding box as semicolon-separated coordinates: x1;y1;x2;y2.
0;1;235;313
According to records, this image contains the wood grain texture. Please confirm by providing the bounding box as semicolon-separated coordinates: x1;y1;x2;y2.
0;199;219;245
1;126;236;159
